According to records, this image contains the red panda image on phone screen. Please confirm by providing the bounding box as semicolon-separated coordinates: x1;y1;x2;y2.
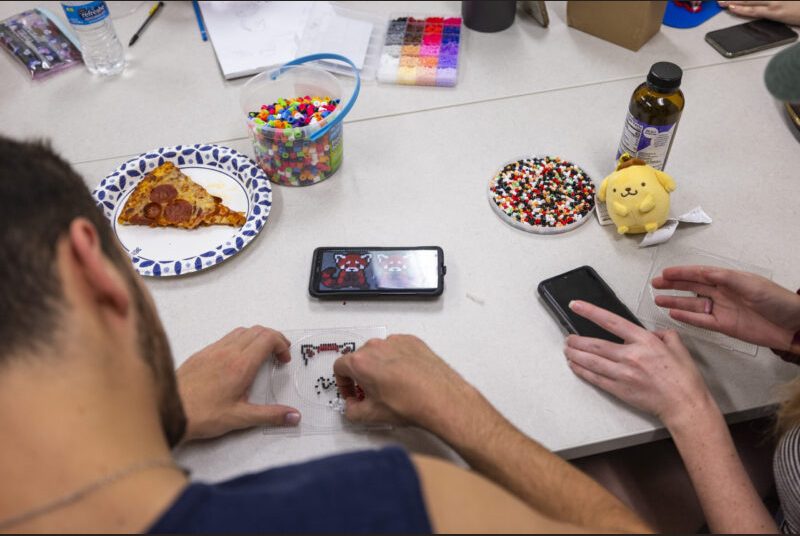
310;247;445;298
375;253;412;288
320;253;372;289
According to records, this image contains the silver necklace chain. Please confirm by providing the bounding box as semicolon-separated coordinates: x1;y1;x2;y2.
0;458;184;530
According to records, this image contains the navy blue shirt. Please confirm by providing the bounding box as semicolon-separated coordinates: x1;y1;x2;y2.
149;447;431;533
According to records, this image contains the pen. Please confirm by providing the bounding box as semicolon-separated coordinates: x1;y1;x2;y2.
128;1;164;47
192;0;207;42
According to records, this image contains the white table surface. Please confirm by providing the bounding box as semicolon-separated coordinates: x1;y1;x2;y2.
2;1;798;482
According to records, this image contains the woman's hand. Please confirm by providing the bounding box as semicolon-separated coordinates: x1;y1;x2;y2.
564;300;714;429
719;1;800;26
652;265;800;352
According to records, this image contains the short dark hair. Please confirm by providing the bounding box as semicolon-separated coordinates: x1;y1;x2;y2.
0;137;128;360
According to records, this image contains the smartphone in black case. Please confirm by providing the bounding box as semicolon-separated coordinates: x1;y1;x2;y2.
705;19;798;58
309;246;446;299
538;265;643;343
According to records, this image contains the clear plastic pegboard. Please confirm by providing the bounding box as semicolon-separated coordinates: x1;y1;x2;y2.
637;247;770;356
263;326;388;435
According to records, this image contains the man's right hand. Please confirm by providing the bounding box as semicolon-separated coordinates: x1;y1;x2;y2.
333;335;483;434
652;266;800;352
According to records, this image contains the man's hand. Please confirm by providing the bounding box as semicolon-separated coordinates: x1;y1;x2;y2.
333;335;482;435
719;1;800;26
177;326;301;442
652;265;800;352
564;300;714;429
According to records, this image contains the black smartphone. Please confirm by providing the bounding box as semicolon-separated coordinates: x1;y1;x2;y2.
705;19;798;58
309;246;446;298
537;265;643;343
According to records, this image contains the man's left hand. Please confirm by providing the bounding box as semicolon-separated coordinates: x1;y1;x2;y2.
177;326;301;442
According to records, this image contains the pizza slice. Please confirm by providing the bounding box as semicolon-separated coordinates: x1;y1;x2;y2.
117;162;246;229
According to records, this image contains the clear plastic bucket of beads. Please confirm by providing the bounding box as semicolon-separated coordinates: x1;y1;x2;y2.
240;54;361;187
487;155;597;234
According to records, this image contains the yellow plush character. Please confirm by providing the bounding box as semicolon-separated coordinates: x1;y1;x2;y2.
598;153;677;234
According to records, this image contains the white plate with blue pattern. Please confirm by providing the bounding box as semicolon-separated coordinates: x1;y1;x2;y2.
93;144;271;277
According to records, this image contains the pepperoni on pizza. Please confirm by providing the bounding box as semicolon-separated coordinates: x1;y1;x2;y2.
117;162;246;229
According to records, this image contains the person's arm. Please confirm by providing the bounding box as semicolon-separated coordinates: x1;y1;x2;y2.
430;385;650;533
333;335;650;533
719;1;800;26
666;395;777;533
176;326;301;442
565;300;778;533
410;453;594;534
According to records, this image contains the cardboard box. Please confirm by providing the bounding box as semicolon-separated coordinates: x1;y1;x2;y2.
567;1;667;52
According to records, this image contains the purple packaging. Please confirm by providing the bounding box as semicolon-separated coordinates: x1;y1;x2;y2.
0;9;82;80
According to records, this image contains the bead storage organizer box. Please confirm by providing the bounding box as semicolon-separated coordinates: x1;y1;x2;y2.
488;156;597;234
378;15;463;87
240;54;360;187
259;326;389;436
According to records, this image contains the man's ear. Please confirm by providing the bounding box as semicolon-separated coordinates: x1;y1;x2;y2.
67;218;130;318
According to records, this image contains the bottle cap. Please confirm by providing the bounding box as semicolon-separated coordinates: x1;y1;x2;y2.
647;62;682;92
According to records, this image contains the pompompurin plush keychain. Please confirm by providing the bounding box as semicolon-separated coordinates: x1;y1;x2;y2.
598;153;677;234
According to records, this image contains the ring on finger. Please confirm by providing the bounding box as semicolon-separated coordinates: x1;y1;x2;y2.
697;294;714;314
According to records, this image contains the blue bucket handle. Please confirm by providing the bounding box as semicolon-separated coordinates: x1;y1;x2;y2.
270;53;360;142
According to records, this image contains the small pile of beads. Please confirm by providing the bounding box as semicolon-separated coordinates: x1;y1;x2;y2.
489;156;596;232
247;96;340;129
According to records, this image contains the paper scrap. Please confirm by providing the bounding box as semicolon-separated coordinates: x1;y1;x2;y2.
638;206;712;247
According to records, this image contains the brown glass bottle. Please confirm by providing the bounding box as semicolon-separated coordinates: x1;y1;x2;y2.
616;62;685;171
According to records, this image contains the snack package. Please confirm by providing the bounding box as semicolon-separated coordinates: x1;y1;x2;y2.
0;9;82;80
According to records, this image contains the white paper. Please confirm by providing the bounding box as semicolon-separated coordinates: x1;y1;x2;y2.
595;199;613;225
638;206;713;248
200;1;312;79
297;2;372;70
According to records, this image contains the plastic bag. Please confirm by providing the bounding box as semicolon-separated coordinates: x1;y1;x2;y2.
0;9;82;80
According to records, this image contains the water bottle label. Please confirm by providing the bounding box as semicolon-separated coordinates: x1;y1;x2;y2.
62;1;109;25
616;112;677;171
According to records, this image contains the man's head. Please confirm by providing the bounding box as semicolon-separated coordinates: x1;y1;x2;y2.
0;137;186;447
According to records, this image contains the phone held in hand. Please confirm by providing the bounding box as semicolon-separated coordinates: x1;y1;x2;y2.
705;19;798;58
309;246;446;299
538;265;643;343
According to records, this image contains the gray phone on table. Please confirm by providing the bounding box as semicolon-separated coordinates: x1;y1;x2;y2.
705;19;798;58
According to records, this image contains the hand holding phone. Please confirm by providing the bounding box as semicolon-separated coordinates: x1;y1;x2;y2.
563;299;712;427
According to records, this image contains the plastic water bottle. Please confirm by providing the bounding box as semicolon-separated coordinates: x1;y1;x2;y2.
61;1;125;76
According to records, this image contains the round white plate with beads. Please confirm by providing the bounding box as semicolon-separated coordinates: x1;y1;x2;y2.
488;155;596;235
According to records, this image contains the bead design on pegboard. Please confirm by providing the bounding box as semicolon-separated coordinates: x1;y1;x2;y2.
300;341;356;366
